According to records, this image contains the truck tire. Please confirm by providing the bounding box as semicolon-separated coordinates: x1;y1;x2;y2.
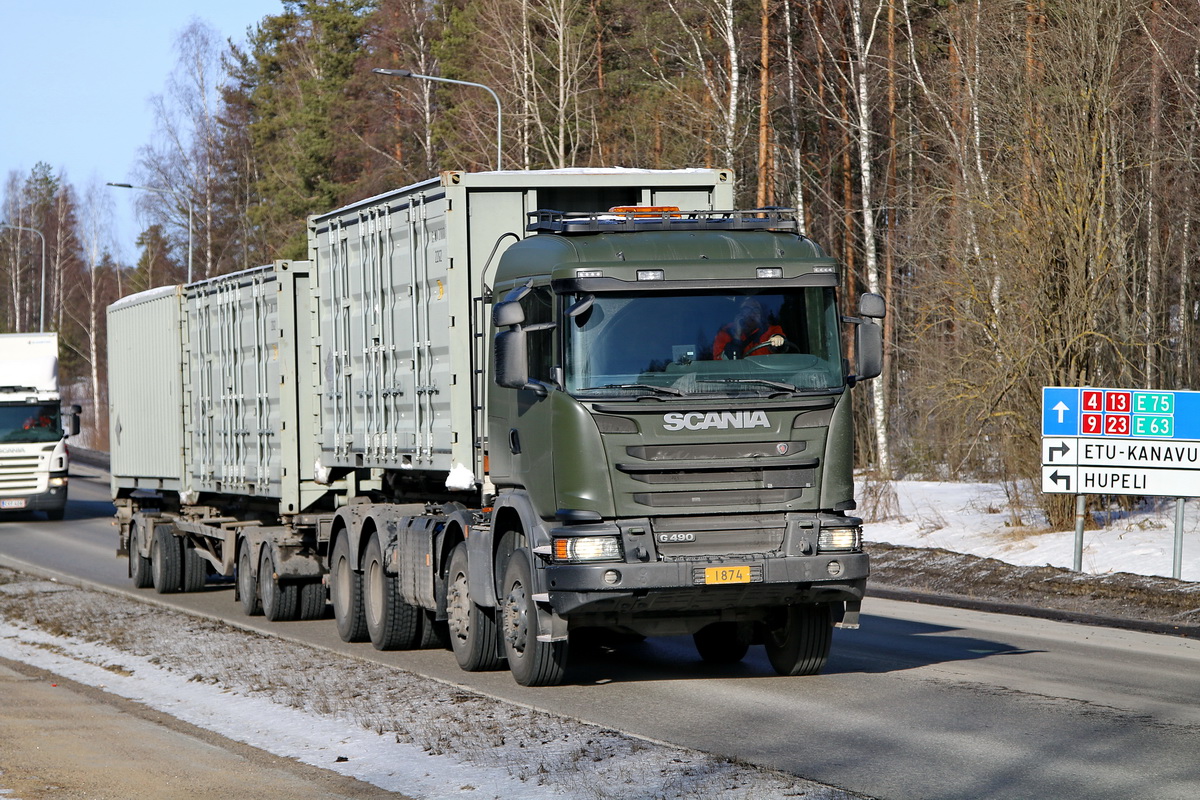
330;535;367;642
151;524;183;594
363;533;420;651
297;581;327;621
182;545;207;593
764;603;833;676
129;517;153;589
500;549;568;686
446;542;502;671
261;548;299;622
417;610;449;649
238;544;262;616
693;621;752;664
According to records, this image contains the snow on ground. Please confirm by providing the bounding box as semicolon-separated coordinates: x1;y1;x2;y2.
860;479;1200;583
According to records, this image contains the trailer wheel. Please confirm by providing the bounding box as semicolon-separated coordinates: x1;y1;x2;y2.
129;517;153;589
446;542;502;671
237;544;262;616
261;548;299;622
151;524;183;594
363;533;420;651
693;621;752;664
330;535;367;642
297;581;327;621
763;603;833;676
182;545;207;593
500;549;567;686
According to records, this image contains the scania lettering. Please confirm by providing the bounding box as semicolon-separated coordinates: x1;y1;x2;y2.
662;410;771;431
107;169;884;687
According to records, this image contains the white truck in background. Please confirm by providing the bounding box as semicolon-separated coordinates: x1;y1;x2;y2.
0;332;80;520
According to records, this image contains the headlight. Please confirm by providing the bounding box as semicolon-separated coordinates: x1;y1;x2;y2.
817;527;861;552
49;476;68;487
553;536;623;563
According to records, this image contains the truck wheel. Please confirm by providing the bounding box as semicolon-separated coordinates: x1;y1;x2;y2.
151;524;183;594
446;542;502;671
129;517;153;589
693;621;751;664
182;545;207;593
330;535;367;642
363;533;420;651
297;581;327;621
500;549;568;686
237;544;262;616
261;548;299;622
764;603;833;676
418;610;450;649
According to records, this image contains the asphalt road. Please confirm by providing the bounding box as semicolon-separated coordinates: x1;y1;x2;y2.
3;463;1199;800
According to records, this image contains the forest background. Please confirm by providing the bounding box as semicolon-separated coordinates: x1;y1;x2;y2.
3;0;1196;526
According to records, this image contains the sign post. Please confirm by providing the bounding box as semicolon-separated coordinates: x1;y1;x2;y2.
1041;386;1200;578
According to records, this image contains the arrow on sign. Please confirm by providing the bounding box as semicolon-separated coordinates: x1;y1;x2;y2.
1048;470;1072;491
1048;441;1071;461
1053;400;1070;424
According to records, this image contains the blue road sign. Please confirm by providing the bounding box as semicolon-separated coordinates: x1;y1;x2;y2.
1042;386;1200;441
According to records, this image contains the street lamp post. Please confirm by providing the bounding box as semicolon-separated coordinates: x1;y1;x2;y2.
0;223;46;332
373;68;503;171
106;182;194;284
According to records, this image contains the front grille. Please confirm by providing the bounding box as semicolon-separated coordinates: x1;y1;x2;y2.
652;513;786;557
617;441;817;509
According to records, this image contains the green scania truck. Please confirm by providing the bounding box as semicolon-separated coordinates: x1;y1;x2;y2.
108;169;883;686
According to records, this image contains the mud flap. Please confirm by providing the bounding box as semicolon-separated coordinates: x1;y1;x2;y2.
834;600;861;630
532;592;569;642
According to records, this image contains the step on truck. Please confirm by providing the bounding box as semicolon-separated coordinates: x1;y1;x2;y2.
108;168;884;686
0;332;81;520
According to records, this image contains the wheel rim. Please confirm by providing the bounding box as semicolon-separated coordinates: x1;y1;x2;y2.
366;556;384;628
503;579;529;657
239;549;254;601
333;553;350;614
447;569;470;643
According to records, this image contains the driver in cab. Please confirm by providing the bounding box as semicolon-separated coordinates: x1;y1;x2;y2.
713;298;785;359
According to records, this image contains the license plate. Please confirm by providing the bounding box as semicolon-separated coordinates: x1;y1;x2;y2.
1;498;27;510
705;565;751;585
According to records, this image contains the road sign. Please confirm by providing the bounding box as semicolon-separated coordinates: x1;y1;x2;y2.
1041;386;1200;440
1041;437;1200;470
1041;465;1200;497
1041;387;1200;499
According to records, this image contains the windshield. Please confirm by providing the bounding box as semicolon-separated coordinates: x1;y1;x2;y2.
564;288;843;398
0;403;64;443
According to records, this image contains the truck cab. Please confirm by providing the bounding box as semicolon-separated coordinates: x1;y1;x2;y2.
484;209;884;682
0;333;79;520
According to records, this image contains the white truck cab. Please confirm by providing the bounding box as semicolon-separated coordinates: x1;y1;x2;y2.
0;332;79;520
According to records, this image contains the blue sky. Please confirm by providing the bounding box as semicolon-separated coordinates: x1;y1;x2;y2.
1;1;282;260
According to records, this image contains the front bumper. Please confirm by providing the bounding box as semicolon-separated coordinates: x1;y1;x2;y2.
543;551;868;617
0;481;68;513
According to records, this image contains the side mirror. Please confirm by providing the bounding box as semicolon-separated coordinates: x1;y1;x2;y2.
855;321;883;381
493;299;525;328
494;328;529;390
858;292;886;319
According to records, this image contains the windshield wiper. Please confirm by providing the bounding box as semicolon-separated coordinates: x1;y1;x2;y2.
696;377;799;393
580;383;685;397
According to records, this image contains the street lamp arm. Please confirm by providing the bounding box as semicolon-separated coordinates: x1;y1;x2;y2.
372;68;503;171
107;182;195;284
